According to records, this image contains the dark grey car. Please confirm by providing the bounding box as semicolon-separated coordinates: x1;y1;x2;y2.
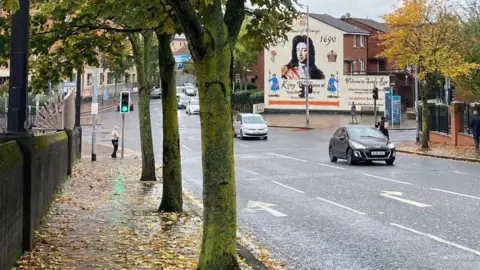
329;125;396;165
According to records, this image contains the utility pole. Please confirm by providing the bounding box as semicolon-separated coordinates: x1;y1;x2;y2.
305;5;310;129
7;0;30;134
91;68;99;161
414;65;420;143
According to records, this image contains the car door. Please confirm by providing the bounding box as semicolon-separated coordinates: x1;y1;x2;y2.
331;128;343;157
338;128;349;158
234;115;242;134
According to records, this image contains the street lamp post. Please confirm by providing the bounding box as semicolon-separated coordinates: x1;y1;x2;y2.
414;65;420;143
305;5;310;129
7;0;30;133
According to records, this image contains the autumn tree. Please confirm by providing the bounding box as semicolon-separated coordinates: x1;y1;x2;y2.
167;0;298;268
378;0;477;149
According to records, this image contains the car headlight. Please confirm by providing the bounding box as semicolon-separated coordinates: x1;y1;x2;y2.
387;142;395;149
350;141;366;149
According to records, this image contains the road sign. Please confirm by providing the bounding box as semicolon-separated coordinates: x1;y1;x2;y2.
91;102;98;115
380;191;431;208
245;200;287;217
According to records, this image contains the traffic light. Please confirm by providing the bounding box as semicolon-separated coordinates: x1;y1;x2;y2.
372;87;379;100
120;91;130;113
308;84;313;94
299;84;305;98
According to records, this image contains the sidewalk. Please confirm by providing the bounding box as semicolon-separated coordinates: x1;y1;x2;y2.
14;144;278;269
262;113;415;130
396;142;480;162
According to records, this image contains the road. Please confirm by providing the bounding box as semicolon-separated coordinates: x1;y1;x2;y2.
84;99;480;270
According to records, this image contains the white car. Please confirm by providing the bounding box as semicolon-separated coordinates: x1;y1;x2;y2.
186;99;200;115
233;113;268;140
184;83;197;96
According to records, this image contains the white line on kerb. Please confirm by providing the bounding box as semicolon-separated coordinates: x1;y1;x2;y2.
391;223;480;256
272;181;305;193
237;168;260;176
318;163;345;170
271;153;308;163
430;188;480;200
363;173;413;185
238;143;248;148
181;145;191;151
316;197;366;215
453;170;468;175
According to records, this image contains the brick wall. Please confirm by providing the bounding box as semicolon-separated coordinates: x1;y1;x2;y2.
428;102;475;146
343;35;368;73
0;141;24;269
0;131;77;269
254;50;265;91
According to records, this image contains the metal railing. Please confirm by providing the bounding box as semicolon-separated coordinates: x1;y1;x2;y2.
418;104;450;134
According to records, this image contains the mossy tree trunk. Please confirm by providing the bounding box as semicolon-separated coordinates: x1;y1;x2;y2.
169;0;245;268
157;32;183;212
128;31;156;180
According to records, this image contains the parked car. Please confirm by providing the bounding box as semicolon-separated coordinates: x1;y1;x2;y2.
186;99;200;115
150;88;162;99
184;83;197;96
176;86;186;95
233;113;268;140
328;125;396;165
177;95;191;109
116;100;134;111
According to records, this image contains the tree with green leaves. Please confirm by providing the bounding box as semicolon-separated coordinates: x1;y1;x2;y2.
167;0;298;268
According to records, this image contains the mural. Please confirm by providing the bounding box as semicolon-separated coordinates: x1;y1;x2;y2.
264;15;389;111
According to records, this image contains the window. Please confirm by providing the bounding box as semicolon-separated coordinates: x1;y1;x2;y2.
353;35;357;47
87;73;92;86
100;73;104;85
334;128;344;137
107;72;115;84
378;60;386;72
352;61;357;73
359;60;364;72
359;35;364;47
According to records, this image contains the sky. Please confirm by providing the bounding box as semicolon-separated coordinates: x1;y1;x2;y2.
297;0;399;21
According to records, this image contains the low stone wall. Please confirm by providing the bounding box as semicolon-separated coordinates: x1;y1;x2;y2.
0;141;24;269
0;130;79;270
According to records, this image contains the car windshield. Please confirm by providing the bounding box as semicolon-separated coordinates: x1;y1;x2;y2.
190;100;199;105
347;127;385;139
180;96;190;102
243;115;265;124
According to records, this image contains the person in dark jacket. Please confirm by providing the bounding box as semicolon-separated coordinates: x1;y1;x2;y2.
375;116;389;140
470;109;480;152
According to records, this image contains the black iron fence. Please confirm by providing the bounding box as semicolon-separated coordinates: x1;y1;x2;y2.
418;104;450;134
464;103;474;134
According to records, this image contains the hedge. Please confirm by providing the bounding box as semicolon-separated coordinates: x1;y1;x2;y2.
231;89;264;113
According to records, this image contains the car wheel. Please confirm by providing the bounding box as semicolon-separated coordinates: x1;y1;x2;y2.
263;136;268;140
239;130;244;140
329;147;337;162
385;159;395;165
346;148;356;165
233;130;237;138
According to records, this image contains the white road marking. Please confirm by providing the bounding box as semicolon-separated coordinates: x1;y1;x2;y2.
237;168;260;176
315;197;366;215
238;143;248;148
245;201;288;217
430;188;480;200
271;153;308;163
196;120;200;124
156;122;161;127
318;163;345;170
380;191;431;208
272;181;305;193
453;170;468;175
363;173;413;185
181;145;191;151
391;223;480;256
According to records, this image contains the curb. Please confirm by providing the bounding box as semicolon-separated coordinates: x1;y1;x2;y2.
268;125;315;130
183;192;270;270
397;149;480;163
80;105;117;115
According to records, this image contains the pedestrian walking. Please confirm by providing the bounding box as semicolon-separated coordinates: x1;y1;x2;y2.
469;109;480;153
375;116;390;140
111;126;120;158
351;102;358;124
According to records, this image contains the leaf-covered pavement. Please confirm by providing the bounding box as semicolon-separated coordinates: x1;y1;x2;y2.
397;142;480;160
13;144;255;269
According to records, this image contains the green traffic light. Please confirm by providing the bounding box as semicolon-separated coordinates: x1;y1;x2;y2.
121;106;128;112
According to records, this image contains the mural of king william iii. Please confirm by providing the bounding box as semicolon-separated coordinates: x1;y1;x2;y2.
280;35;325;80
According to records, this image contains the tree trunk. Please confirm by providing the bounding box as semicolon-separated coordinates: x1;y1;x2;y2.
157;33;183;212
196;47;239;269
421;96;429;149
128;32;157;181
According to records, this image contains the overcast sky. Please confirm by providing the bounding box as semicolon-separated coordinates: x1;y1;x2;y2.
296;0;399;21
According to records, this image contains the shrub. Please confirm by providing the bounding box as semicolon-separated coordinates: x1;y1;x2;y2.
231;89;264;113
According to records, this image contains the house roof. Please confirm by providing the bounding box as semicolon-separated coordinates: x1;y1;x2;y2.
309;13;370;35
173;44;190;55
351;17;390;33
